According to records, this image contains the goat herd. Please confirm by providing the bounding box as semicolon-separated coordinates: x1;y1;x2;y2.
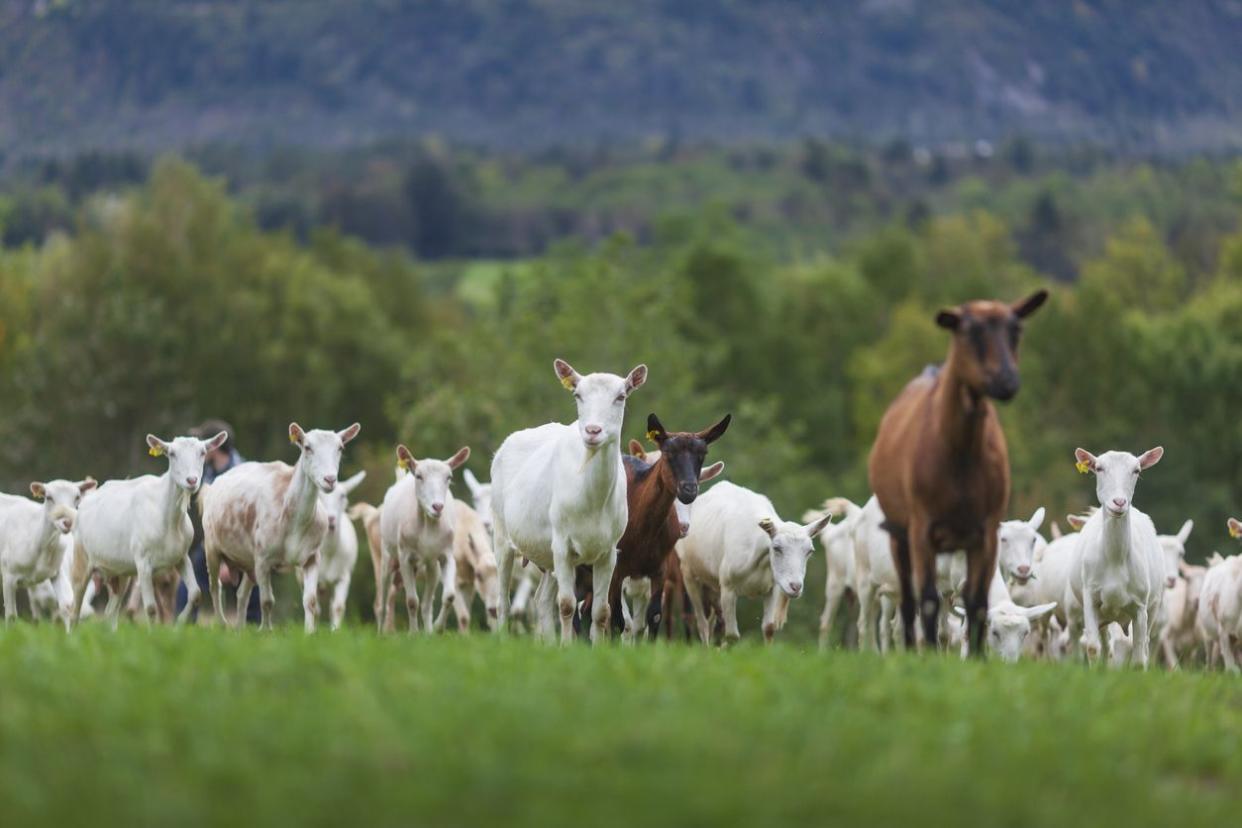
2;289;1241;671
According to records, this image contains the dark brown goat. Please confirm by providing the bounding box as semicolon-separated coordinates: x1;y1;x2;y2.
608;413;729;638
868;290;1047;656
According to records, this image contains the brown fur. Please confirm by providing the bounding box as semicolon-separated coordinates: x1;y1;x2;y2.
868;290;1046;655
608;413;730;636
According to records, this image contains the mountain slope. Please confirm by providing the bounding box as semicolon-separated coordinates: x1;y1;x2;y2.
3;0;1242;155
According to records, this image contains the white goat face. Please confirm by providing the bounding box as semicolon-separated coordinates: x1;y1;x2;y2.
981;601;1056;663
396;445;470;521
291;423;361;494
463;469;493;534
987;612;1032;663
30;478;96;534
147;431;228;494
1074;447;1163;518
1157;520;1193;590
320;470;366;534
554;359;647;450
760;513;831;598
998;507;1044;584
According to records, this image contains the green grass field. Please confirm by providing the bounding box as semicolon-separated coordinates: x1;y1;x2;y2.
1;625;1240;828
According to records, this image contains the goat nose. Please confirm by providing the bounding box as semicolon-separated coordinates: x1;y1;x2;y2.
432;502;444;514
324;475;337;486
1112;497;1127;509
585;425;602;436
1017;565;1031;577
186;476;198;487
789;582;802;596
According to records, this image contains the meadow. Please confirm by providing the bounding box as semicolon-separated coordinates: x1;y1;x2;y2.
2;623;1239;828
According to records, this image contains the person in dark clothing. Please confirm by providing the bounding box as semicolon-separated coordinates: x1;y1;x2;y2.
175;419;261;624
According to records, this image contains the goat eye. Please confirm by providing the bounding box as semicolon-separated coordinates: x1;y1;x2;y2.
1132;468;1140;475
614;395;625;403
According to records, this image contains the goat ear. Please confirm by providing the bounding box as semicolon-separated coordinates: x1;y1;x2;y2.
78;477;97;494
1138;446;1164;469
646;413;668;444
288;423;306;448
146;434;169;457
1023;602;1058;621
553;359;581;391
341;470;366;495
698;413;731;445
1074;447;1098;473
698;461;724;483
935;309;961;330
758;518;777;538
463;469;482;494
1067;513;1088;531
1228;518;1242;540
29;482;46;501
395;445;417;473
627;439;646;459
447;446;471;470
625;364;648;393
205;430;229;453
338;423;362;445
1176;519;1194;545
1028;506;1046;532
803;511;833;538
1012;289;1049;319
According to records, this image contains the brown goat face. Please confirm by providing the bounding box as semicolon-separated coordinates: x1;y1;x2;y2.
936;290;1048;402
646;413;731;504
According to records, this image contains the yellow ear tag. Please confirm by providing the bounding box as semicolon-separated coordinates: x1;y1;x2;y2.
646;430;660;444
1075;460;1090;474
397;456;411;471
289;432;299;445
149;445;164;457
559;374;575;390
1230;523;1240;539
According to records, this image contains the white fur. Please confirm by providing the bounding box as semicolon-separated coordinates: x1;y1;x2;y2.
1065;448;1166;669
491;360;647;644
377;445;471;634
0;478;94;628
676;481;831;644
74;432;226;629
202;423;359;631
308;470;365;630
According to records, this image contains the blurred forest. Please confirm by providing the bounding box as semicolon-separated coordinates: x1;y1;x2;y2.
3;141;1242;582
4;1;1242;155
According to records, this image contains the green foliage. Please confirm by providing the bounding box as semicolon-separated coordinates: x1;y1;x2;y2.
3;155;1242;614
2;626;1242;827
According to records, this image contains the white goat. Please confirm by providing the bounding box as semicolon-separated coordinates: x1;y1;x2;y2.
1064;447;1166;668
677;481;832;645
377;444;471;633
805;497;860;650
1196;521;1242;671
73;432;227;628
1153;519;1194;667
997;507;1046;589
434;501;502;633
0;478;96;627
305;470;365;630
1161;560;1208;668
853;495;904;652
202;423;360;631
491;359;647;644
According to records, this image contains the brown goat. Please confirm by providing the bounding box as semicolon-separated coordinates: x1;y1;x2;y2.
868;290;1047;655
607;413;729;639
